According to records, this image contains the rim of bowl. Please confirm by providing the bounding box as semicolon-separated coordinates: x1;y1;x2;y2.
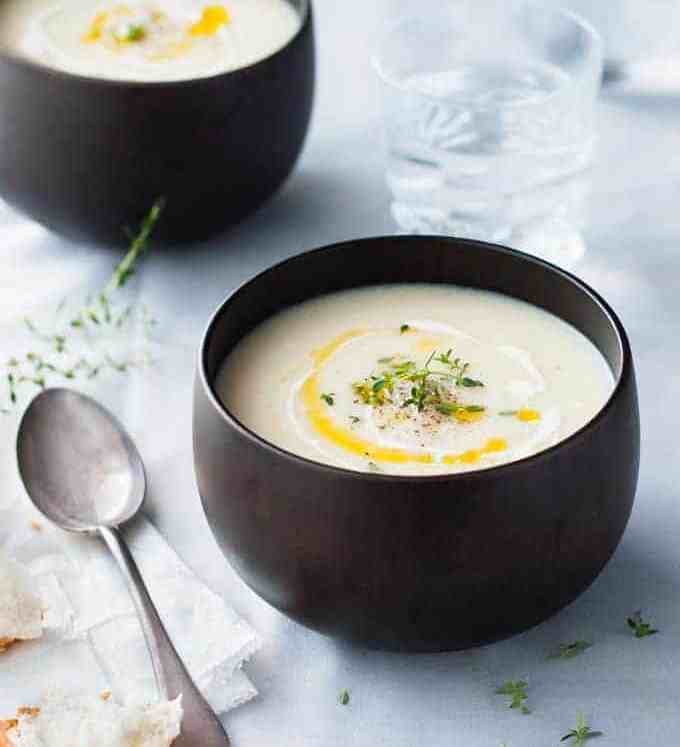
0;0;310;88
198;236;632;484
371;1;603;108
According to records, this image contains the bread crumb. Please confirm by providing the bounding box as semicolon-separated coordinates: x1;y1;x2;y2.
0;638;16;654
100;691;112;702
30;521;42;532
0;720;18;747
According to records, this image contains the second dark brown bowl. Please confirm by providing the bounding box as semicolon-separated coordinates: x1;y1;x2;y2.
0;0;314;245
193;237;640;651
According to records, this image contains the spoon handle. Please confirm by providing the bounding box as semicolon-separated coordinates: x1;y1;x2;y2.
99;525;231;746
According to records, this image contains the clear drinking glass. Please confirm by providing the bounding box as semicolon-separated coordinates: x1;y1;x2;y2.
373;1;603;267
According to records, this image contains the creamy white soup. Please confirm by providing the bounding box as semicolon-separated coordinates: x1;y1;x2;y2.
217;285;615;476
0;0;301;81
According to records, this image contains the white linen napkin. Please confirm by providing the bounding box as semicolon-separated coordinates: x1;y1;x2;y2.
0;207;260;715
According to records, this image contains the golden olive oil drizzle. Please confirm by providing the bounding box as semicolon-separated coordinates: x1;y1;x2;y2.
300;329;527;468
302;329;432;464
312;328;367;366
302;374;435;465
190;5;231;35
415;336;440;353
442;438;508;465
83;11;109;42
83;4;230;54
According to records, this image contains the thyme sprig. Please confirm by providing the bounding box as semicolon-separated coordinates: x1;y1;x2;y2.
561;714;603;744
2;200;163;411
352;349;485;416
70;199;164;333
108;199;164;294
433;349;484;388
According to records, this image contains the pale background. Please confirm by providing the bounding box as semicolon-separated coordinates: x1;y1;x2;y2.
3;0;680;744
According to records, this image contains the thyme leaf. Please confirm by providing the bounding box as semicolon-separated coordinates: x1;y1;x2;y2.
125;24;146;41
627;610;658;638
495;680;530;715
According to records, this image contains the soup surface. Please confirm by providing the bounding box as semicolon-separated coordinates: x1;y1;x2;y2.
0;0;301;81
217;284;614;476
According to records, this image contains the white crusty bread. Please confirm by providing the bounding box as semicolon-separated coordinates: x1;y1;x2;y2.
0;694;182;747
0;720;15;747
0;554;43;652
0;709;40;747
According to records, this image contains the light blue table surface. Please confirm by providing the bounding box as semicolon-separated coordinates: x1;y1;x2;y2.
10;1;680;744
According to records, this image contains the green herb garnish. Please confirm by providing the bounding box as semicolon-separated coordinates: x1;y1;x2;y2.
495;680;530;714
433;350;484;388
460;377;484;388
338;689;350;705
548;640;592;660
561;714;603;745
349;415;360;424
106;199;164;294
125;24;147;41
372;377;390;394
499;410;518;417
400;324;411;334
627;610;658;638
436;403;485;416
2;200;163;411
353;372;393;407
353;349;485;415
114;23;147;43
321;393;335;406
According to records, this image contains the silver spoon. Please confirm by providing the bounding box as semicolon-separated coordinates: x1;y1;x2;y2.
17;388;230;746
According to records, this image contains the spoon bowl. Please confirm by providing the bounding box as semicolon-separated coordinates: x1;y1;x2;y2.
17;388;145;532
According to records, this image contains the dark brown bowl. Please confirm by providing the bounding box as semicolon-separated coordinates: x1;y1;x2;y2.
193;236;640;652
0;0;314;245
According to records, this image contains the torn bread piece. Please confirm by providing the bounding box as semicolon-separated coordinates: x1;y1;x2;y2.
0;553;43;653
0;693;182;747
1;709;39;747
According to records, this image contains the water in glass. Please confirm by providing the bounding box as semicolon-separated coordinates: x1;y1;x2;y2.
375;3;602;266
